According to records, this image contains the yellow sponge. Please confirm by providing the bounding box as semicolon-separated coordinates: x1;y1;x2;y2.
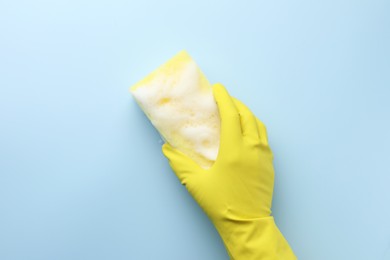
130;51;220;168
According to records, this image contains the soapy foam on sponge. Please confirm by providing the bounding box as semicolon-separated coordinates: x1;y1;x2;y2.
130;51;220;168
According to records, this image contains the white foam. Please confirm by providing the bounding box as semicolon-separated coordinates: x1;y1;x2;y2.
131;56;220;168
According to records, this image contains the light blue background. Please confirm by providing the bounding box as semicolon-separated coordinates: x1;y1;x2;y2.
0;0;389;259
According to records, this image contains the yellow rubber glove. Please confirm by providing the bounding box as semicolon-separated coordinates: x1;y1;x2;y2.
162;83;297;260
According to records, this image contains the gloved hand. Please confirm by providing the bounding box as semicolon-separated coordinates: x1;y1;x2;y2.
162;83;297;260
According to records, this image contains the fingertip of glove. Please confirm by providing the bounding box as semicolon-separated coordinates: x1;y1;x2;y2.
161;143;172;159
212;83;235;111
212;83;226;98
162;142;172;154
162;143;182;161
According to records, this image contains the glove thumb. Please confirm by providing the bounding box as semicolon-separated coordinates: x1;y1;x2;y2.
162;143;202;185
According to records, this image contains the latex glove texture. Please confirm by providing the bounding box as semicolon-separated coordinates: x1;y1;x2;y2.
162;83;296;260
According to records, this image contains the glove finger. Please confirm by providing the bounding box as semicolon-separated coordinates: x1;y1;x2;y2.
231;97;260;142
212;83;242;149
162;143;201;186
256;118;269;146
